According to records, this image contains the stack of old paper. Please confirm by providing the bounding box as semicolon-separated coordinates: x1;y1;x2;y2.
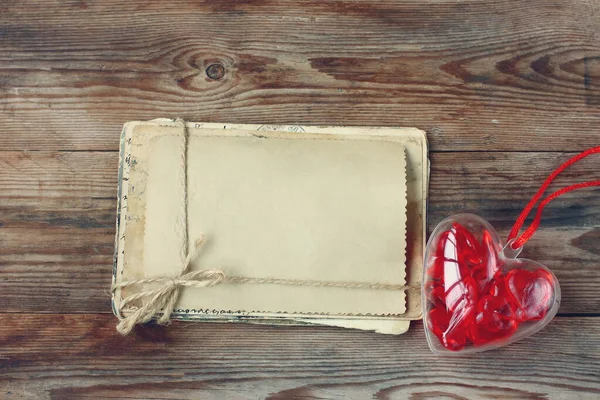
112;119;428;334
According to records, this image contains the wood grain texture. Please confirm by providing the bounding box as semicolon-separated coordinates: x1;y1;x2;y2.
0;151;116;313
1;150;598;314
2;0;600;398
1;0;600;151
1;314;599;399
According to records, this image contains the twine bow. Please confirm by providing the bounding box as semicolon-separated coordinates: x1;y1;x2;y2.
112;234;227;335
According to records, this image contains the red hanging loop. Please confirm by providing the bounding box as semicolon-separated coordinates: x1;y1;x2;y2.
508;146;600;249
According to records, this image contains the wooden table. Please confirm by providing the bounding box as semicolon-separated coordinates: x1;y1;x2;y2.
2;1;600;398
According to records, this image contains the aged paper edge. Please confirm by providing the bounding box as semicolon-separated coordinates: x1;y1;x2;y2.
113;119;428;325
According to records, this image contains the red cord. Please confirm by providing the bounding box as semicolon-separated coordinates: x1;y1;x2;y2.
508;146;600;249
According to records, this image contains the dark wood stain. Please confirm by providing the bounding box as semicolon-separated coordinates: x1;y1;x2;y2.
583;56;600;106
1;212;113;229
377;382;550;399
571;228;600;256
202;0;263;13
205;63;226;80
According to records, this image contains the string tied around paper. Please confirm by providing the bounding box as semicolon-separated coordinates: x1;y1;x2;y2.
112;118;413;335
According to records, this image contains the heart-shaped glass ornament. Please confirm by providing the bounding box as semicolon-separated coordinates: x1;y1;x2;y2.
421;145;600;354
423;213;561;354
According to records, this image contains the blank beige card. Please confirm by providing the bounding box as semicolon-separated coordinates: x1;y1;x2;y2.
113;120;428;332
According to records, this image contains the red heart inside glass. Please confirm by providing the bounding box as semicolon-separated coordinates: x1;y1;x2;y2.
423;214;561;354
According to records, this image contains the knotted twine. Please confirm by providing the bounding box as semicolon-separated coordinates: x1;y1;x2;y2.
112;119;411;335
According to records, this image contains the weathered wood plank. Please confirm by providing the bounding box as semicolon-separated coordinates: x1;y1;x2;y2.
1;0;599;151
0;314;599;399
2;1;599;397
1;150;598;314
0;152;116;312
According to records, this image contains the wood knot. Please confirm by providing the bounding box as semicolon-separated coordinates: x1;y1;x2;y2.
206;63;225;80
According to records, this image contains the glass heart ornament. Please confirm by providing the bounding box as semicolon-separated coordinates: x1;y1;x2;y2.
422;213;561;354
